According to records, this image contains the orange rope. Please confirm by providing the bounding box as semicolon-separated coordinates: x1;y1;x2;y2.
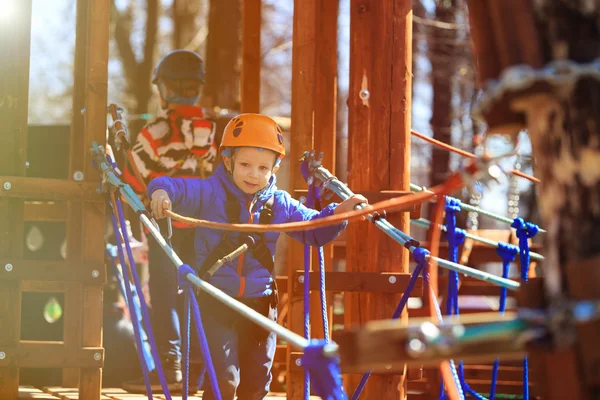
410;129;540;184
165;185;443;232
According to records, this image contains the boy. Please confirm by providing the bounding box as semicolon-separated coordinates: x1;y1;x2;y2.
148;113;366;399
122;49;216;394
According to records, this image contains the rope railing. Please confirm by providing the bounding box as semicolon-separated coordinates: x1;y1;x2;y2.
409;183;547;234
302;154;521;292
410;218;545;261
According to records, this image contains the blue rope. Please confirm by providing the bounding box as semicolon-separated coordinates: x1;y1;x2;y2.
490;243;519;400
319;246;330;343
511;218;539;400
105;245;156;371
108;213;154;399
178;265;222;400
351;255;427;400
115;197;173;400
303;244;311;400
441;197;481;400
182;285;191;399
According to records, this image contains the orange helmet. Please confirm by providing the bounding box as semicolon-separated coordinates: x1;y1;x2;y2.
219;114;286;160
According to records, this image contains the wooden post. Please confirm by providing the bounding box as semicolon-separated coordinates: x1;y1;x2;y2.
288;0;339;398
0;1;32;398
345;0;412;398
62;0;91;387
77;0;109;397
288;0;316;398
241;0;261;113
309;0;338;342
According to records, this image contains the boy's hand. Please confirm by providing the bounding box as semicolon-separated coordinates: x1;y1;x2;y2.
150;189;172;219
334;194;371;218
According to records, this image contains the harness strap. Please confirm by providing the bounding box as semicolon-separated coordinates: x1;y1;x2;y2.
197;191;275;277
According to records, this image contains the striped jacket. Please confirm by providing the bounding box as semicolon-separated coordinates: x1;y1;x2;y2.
123;105;217;228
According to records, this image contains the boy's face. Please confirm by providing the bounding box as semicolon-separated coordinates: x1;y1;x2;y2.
224;147;279;195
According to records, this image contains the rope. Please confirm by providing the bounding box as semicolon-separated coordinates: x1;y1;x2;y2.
108;213;154;399
105;245;156;372
439;197;473;400
511;218;539;400
490;243;519;400
409;183;546;234
410;218;544;261
113;193;174;400
410;129;540;184
178;265;222;400
164;184;441;232
303;244;311;400
182;284;191;399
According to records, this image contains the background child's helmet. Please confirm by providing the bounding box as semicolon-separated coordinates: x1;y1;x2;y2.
220;114;286;161
152;50;205;84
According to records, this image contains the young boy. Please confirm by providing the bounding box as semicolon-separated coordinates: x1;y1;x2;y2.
122;49;216;394
148;113;366;399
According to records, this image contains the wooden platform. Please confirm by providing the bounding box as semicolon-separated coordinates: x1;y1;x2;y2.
18;386;320;399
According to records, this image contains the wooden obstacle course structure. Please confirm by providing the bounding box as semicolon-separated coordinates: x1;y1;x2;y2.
0;0;554;399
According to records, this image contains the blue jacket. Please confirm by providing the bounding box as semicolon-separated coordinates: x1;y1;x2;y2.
148;164;347;299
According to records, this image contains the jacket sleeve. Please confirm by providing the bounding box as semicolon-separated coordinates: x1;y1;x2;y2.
284;193;348;247
147;176;214;217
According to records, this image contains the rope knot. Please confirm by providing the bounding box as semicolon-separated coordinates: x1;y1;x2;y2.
496;242;519;262
177;264;197;289
412;247;430;267
445;196;462;213
454;228;467;244
511;217;539;239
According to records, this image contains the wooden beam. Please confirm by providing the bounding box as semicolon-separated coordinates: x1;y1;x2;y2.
292;271;423;295
334;313;525;374
0;342;103;368
0;260;106;284
0;177;100;201
241;0;261;113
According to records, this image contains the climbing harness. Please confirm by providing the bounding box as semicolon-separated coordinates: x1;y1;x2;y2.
197;191;276;278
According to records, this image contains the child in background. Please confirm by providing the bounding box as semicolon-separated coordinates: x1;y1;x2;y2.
122;49;216;394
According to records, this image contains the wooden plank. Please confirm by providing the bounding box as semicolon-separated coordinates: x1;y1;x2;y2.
241;0;261;113
288;0;317;398
0;177;99;201
0;342;103;368
0;260;106;283
24;202;68;222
